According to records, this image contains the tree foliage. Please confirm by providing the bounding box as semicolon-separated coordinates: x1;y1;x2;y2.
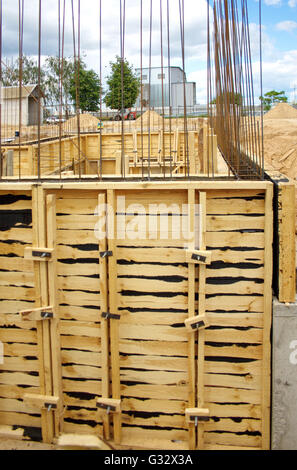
69;61;101;112
104;56;140;111
211;92;243;106
259;90;288;111
1;55;101;114
43;56;75;109
1;57;46;88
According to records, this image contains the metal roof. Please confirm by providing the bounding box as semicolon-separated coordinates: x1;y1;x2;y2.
1;84;45;100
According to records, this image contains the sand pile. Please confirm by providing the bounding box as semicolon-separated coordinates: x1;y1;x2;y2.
63;113;99;132
261;113;297;228
137;110;163;127
263;119;297;179
264;102;297;120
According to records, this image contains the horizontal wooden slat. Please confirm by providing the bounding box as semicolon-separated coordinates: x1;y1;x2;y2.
0;411;41;428
61;335;101;352
119;428;188;450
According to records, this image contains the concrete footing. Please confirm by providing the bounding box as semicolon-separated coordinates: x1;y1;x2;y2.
272;297;297;450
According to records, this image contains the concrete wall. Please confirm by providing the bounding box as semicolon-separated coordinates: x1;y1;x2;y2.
272;298;297;450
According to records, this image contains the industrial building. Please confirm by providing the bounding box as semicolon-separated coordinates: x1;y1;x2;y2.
135;66;196;110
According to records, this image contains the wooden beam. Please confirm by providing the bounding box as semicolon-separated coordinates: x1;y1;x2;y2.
262;183;273;450
187;189;197;450
197;191;207;450
107;189;121;445
98;192;111;440
278;182;296;302
31;185;54;444
46;193;64;437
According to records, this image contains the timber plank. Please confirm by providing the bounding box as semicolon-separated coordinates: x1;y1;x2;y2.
119;428;188;450
62;364;101;380
0;411;41;428
204;431;261;448
60;335;101;352
60;321;101;338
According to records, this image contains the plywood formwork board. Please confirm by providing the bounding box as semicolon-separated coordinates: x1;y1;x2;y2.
0;188;42;441
0;180;274;450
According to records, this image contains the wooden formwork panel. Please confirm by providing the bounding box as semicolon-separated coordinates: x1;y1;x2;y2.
1;131;201;178
54;190;105;437
0;190;42;440
0;182;273;450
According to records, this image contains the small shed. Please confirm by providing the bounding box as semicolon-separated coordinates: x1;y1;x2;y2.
0;84;45;126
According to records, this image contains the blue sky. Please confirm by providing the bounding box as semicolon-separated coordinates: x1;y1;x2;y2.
255;0;297;102
1;0;297;104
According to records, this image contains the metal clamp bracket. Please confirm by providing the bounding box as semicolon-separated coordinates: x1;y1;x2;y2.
96;398;121;415
24;247;54;261
100;251;113;259
185;315;210;332
19;306;55;322
102;311;121;321
186;250;212;266
185;408;210;425
24;394;60;411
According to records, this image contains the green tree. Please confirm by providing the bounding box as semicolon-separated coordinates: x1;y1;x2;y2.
69;61;101;113
43;56;75;111
259;90;288;111
104;56;140;111
211;92;243;106
1;56;46;88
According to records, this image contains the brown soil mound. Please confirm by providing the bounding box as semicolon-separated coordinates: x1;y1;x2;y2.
264;103;297;120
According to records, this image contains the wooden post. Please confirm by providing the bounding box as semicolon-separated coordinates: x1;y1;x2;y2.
133;131;138;165
107;189;121;445
187;189;197;450
278;183;296;302
188;132;196;175
31;185;54;444
265;171;296;303
6;150;14;176
208;134;218;175
98;192;111;440
202;122;208;174
197;191;207;450
46;194;63;437
262;183;273;450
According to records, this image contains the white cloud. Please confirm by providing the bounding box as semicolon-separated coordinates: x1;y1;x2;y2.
276;20;297;31
1;0;297;105
264;0;281;5
288;0;297;7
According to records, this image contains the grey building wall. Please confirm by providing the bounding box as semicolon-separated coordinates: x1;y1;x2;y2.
171;82;196;108
135;67;196;109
